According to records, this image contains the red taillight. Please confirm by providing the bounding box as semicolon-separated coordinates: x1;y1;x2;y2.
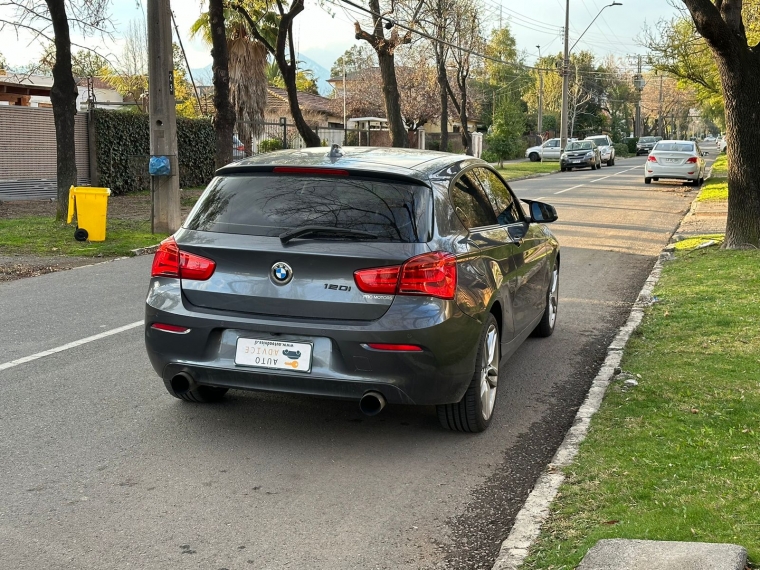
236;144;245;151
353;252;457;300
151;323;190;334
151;237;216;281
647;155;658;162
686;157;698;163
354;265;401;294
398;252;457;299
273;167;349;176
364;343;423;352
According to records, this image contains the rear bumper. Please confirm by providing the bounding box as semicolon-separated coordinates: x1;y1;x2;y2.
645;164;699;180
144;279;483;406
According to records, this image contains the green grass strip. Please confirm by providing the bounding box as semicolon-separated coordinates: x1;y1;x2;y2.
524;248;760;569
696;155;729;202
0;217;166;257
497;161;560;181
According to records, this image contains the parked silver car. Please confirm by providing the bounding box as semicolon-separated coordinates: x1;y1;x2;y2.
644;140;707;186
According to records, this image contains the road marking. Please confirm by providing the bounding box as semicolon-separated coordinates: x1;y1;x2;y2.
554;164;640;195
0;321;144;372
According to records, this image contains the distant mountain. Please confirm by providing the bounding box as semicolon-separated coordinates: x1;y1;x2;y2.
190;55;333;97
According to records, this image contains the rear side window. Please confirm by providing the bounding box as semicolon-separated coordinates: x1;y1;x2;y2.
450;173;497;229
184;175;433;243
471;168;522;225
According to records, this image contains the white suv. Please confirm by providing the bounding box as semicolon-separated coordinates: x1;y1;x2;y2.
584;135;615;166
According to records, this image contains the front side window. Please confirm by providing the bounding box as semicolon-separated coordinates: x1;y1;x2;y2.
544;140;559;148
450;173;497;229
471;168;522;225
184;175;433;243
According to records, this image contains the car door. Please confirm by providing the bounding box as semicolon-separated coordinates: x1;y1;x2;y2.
542;139;561;160
474;168;552;337
449;170;514;342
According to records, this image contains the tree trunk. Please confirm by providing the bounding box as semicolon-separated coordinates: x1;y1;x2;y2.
437;59;449;152
719;54;760;248
275;32;321;147
46;0;78;221
457;78;472;155
209;0;235;169
376;50;408;148
679;0;760;248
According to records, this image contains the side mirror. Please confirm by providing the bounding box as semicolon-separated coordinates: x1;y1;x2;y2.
529;201;558;223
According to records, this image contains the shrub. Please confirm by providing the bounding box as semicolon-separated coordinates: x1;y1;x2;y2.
626;137;639;154
259;138;284;153
93;109;214;194
613;143;631;158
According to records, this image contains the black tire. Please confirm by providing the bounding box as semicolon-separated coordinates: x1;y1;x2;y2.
533;261;559;338
163;375;228;403
645;177;652;184
74;228;88;242
607;157;615;166
529;152;540;162
560;166;566;172
437;313;500;433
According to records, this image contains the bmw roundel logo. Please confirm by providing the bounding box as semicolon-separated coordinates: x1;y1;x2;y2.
270;261;293;285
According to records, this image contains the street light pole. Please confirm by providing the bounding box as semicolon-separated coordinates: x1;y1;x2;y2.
559;1;622;151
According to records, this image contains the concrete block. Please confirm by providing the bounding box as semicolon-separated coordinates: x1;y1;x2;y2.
578;539;747;570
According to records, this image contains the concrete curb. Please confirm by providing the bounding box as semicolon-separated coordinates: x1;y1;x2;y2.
130;244;160;257
490;253;669;570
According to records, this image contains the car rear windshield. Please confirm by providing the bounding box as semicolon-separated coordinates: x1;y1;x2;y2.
183;174;433;243
654;142;695;152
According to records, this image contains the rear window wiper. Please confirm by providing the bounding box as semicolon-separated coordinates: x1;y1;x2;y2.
279;225;379;244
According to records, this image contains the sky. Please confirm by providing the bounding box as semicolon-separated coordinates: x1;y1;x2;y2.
0;0;681;82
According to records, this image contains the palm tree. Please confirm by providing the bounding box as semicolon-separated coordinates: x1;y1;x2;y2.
191;3;276;153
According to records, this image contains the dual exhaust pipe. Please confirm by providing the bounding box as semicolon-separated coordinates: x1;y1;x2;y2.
172;372;386;416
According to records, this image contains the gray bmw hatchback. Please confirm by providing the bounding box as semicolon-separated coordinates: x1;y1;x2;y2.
145;146;560;432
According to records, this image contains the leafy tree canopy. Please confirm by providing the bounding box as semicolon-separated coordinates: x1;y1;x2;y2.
330;44;376;78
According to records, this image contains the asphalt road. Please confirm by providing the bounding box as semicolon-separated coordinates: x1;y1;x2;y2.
0;157;699;570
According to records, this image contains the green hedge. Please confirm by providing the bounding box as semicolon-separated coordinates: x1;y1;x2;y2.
613;143;631;158
93;109;214;194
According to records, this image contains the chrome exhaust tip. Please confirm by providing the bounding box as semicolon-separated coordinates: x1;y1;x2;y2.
359;391;386;416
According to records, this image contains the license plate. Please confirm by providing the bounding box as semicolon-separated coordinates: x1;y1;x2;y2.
572;160;581;163
665;158;679;163
235;338;313;373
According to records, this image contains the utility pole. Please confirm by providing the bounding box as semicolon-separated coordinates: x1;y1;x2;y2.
658;73;664;138
536;45;543;138
633;55;645;138
559;2;570;152
148;0;181;234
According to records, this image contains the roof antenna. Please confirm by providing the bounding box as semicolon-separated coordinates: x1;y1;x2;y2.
328;144;343;158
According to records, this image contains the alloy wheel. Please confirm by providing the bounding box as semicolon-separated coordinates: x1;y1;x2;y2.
479;324;499;420
548;267;559;329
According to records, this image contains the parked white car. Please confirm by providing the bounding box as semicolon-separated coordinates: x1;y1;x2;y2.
584;134;616;166
644;140;707;186
525;138;577;162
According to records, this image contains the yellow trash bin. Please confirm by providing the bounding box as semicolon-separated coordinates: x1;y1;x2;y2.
67;186;111;242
